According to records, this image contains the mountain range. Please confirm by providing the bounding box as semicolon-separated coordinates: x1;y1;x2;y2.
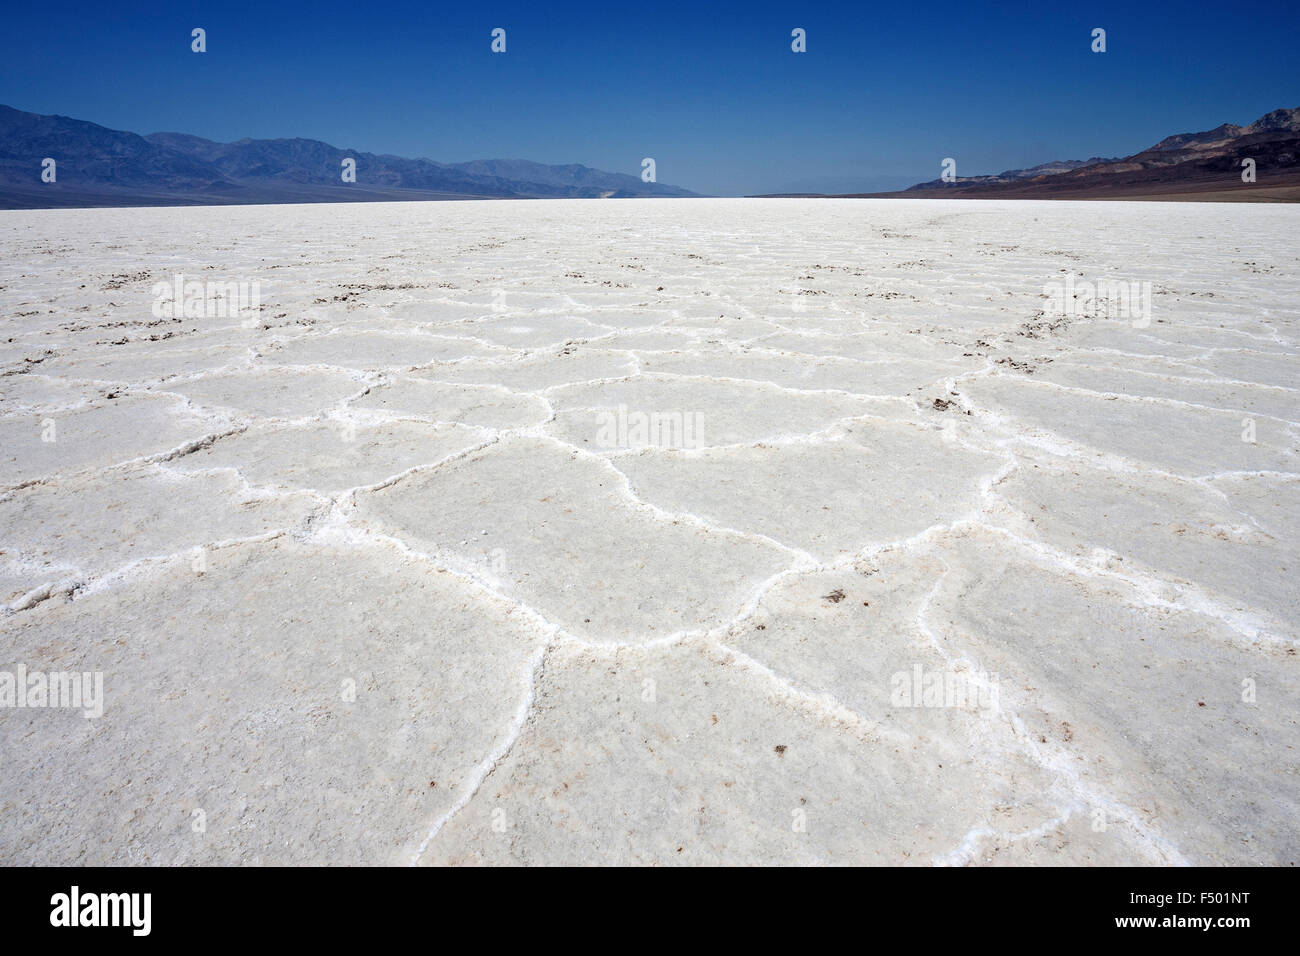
5;104;1299;207
762;107;1300;202
903;157;1121;191
903;107;1300;200
0;104;699;209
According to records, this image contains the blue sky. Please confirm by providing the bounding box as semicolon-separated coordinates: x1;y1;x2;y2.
1;0;1296;195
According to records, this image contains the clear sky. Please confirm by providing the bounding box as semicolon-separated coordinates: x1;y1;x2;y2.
2;0;1296;195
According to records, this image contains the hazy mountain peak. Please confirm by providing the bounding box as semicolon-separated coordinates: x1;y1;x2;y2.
0;105;700;208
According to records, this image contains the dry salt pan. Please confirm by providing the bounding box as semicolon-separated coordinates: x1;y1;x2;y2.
1;198;1295;866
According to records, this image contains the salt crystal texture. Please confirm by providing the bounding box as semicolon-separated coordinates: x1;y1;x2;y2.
0;198;1296;865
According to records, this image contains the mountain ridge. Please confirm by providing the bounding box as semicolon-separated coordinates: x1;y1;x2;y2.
885;106;1300;200
0;105;700;209
750;107;1300;202
904;156;1121;191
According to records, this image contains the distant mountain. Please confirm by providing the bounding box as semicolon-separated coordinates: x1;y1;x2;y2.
880;107;1300;201
0;105;700;209
904;157;1119;191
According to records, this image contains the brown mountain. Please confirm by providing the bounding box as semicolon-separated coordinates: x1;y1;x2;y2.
840;107;1300;202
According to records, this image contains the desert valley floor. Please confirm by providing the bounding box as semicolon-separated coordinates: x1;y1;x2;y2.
0;198;1296;865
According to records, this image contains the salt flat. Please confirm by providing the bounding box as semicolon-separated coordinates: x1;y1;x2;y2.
0;198;1296;866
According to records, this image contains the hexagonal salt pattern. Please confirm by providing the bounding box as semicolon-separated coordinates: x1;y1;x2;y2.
1;197;1295;865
